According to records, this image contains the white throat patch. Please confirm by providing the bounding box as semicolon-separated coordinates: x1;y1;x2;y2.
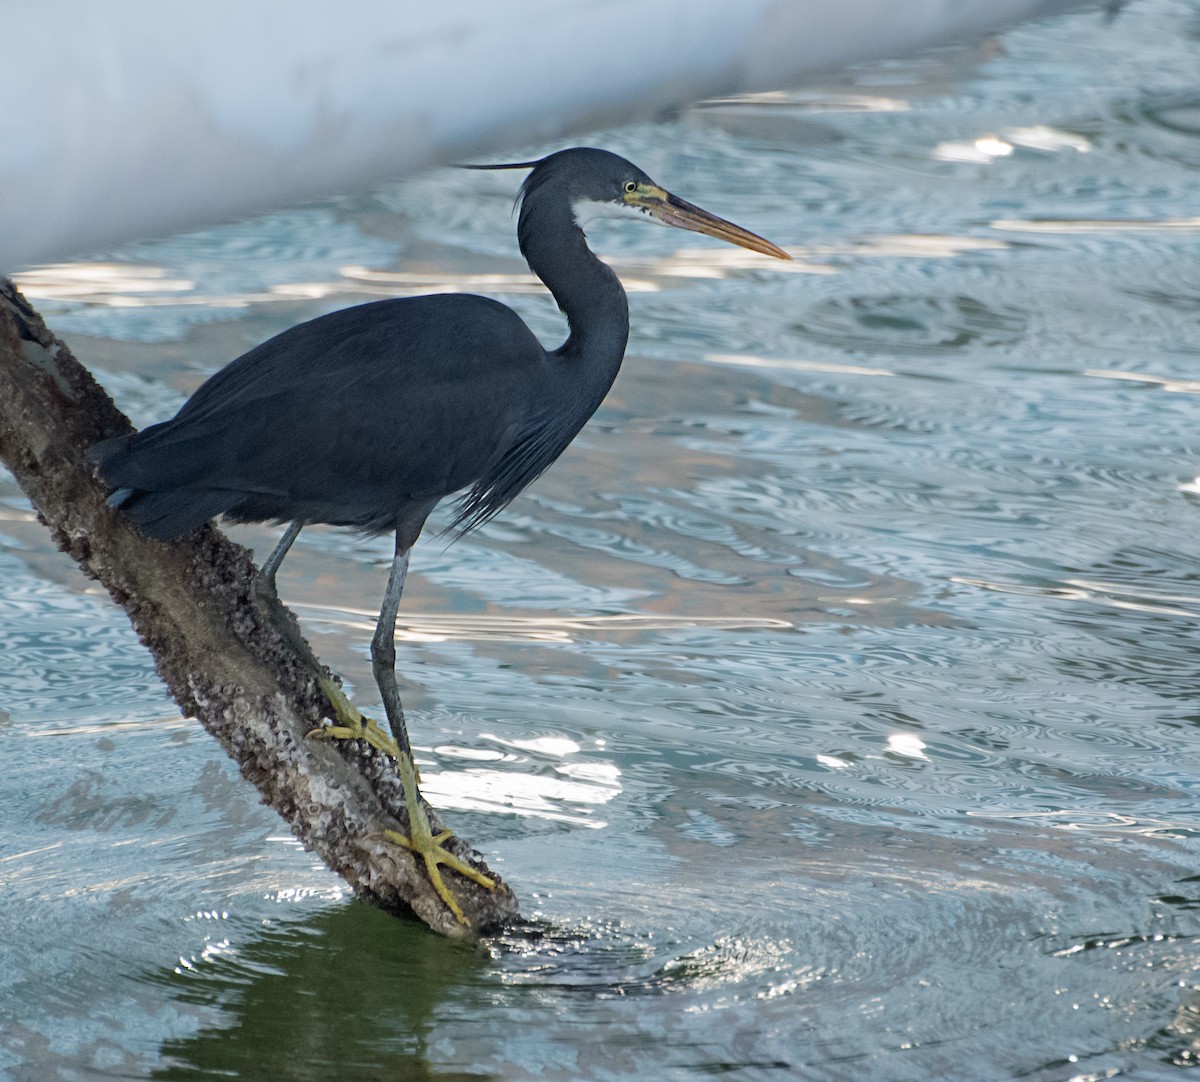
571;197;656;230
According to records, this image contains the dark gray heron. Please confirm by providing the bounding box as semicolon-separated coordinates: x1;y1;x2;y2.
90;147;789;926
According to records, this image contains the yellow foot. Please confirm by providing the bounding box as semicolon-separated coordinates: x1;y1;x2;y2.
379;750;496;926
306;677;400;760
382;825;497;926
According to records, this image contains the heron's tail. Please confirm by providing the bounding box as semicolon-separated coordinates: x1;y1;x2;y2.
88;434;235;540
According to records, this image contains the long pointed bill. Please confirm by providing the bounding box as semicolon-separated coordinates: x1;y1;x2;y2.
638;189;791;261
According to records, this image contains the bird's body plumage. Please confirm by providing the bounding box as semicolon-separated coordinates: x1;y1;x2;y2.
88;147;787;929
92;149;646;545
93;293;561;543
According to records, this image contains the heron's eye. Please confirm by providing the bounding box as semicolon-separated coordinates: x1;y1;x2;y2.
624;181;638;194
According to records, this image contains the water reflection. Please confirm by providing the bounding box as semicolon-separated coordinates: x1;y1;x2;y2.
422;730;621;827
796;293;1028;354
992;215;1200;234
1086;367;1200;395
12;262;195;300
704;353;897;378
292;603;791;644
933;124;1091;163
696;89;911;113
953;574;1200;619
150;906;493;1082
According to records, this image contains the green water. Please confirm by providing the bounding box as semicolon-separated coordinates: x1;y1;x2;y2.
4;2;1200;1078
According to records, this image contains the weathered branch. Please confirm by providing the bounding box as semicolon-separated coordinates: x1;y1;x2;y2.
0;280;518;937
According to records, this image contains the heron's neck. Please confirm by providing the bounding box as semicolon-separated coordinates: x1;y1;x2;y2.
519;202;630;385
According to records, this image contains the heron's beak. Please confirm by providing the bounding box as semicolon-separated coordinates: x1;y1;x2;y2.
630;186;791;261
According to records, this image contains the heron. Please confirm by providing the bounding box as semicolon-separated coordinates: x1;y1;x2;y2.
89;147;789;927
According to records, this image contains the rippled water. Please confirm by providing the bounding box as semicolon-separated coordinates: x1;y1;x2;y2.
5;3;1200;1078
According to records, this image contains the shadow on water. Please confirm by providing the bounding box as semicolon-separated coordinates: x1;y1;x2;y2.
149;904;495;1082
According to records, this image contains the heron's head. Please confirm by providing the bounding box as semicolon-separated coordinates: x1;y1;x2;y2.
470;147;790;261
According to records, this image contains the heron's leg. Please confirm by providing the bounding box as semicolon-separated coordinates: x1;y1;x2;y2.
370;541;414;759
253;520;303;604
252;522;398;758
371;534;495;924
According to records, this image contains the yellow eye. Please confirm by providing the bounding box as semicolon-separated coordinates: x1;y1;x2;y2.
624;181;638;194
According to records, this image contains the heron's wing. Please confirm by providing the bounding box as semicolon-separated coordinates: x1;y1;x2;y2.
103;295;548;509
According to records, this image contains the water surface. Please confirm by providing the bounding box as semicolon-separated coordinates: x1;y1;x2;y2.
4;2;1200;1078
